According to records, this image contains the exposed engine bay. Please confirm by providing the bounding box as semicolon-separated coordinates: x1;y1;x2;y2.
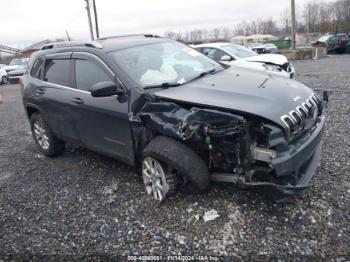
128;95;326;201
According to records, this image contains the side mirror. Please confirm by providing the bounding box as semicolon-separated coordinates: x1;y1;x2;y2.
90;81;125;97
220;55;232;62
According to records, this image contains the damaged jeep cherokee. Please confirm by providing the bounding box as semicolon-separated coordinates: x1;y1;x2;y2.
21;35;328;202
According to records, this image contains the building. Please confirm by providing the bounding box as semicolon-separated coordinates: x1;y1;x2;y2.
19;39;53;58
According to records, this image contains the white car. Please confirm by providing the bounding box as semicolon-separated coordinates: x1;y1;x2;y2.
194;43;295;79
2;58;29;74
0;68;8;84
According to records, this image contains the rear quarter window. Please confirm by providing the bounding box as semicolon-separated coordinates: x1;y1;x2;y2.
44;59;71;86
30;58;44;79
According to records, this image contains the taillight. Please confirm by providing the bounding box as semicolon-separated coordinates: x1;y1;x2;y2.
19;77;24;89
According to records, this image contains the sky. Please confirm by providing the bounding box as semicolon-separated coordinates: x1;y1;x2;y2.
0;0;336;48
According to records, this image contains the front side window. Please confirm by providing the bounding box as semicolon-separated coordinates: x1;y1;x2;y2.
109;41;222;88
75;59;111;91
44;59;71;86
207;48;228;61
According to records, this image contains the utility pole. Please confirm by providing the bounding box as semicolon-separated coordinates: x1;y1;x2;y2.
85;0;94;40
65;30;71;41
92;0;100;38
291;0;296;49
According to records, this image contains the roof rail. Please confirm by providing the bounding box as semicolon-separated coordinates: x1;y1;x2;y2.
97;34;160;41
41;41;103;50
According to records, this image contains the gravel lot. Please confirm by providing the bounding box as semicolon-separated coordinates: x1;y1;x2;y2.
0;55;349;260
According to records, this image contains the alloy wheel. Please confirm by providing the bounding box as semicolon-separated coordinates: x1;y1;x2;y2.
142;157;170;202
33;118;50;150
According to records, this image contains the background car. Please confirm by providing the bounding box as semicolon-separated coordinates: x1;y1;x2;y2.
264;43;278;53
194;43;295;78
0;67;8;84
317;33;350;54
2;58;29;74
246;42;266;53
7;65;27;84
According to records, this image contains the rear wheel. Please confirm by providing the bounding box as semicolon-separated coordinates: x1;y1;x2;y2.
30;112;65;157
142;136;210;202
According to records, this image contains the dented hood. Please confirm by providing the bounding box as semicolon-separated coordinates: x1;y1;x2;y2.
154;67;314;128
245;54;288;65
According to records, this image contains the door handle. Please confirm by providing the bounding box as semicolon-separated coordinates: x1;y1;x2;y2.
35;88;45;95
72;97;84;104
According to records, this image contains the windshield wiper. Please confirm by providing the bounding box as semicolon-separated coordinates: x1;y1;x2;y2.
187;68;218;83
143;82;182;90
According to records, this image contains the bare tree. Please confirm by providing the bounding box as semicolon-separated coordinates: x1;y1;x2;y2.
212;28;221;40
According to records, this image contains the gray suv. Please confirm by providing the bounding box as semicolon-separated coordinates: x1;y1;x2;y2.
21;35;327;202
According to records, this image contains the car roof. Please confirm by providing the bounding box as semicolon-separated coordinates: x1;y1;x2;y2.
97;35;173;52
34;35;174;58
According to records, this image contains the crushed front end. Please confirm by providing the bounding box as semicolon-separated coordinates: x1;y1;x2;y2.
134;92;327;201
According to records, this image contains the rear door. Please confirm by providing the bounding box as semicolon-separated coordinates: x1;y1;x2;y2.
39;53;81;142
71;52;134;164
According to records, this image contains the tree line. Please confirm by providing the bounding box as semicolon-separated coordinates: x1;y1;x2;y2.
164;0;350;43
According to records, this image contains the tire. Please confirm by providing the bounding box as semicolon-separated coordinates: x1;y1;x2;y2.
30;112;65;157
143;136;210;200
1;76;8;85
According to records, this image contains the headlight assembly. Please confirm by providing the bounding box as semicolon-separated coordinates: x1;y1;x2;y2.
263;64;282;72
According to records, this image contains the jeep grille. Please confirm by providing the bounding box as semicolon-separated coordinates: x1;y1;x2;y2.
281;93;320;139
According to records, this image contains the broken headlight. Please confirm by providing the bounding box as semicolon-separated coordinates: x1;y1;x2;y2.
263;64;282;72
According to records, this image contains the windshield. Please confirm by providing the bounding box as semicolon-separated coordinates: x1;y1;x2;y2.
221;44;257;58
109;41;222;88
9;59;27;66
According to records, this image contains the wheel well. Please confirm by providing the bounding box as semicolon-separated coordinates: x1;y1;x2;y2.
26;106;39;118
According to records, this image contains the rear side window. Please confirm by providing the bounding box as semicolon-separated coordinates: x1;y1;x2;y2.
44;59;71;86
75;59;111;91
30;58;44;79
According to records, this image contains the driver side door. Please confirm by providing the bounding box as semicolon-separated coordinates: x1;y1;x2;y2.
71;52;134;164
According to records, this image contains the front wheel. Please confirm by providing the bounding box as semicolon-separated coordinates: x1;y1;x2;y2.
142;136;210;202
1;76;8;85
30;112;65;157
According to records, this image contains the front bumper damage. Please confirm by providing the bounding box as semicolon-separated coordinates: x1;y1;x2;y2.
211;116;325;201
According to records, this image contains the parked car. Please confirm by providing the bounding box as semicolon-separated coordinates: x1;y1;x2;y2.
317;33;350;54
246;42;266;53
264;43;278;53
194;43;295;79
7;65;27;84
3;58;29;74
0;64;7;69
0;67;8;84
22;36;327;202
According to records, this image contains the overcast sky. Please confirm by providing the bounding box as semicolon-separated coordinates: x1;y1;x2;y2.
1;0;336;48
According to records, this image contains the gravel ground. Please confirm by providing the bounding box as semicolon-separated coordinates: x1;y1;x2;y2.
0;55;349;260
